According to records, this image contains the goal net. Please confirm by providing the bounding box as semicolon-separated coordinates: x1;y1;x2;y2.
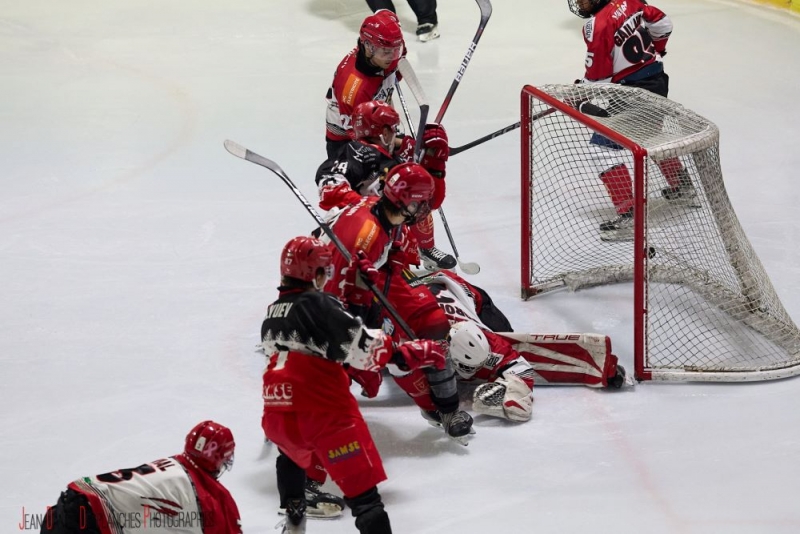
520;83;800;382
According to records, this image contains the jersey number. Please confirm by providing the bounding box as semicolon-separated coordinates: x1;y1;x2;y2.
622;27;656;64
96;464;156;483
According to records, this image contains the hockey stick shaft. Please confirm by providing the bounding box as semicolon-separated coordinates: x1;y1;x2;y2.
434;0;492;124
223;140;417;339
395;83;416;140
449;107;557;156
396;58;429;161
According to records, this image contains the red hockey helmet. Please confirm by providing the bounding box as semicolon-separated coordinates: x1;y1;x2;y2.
280;236;333;283
352;100;400;141
382;163;435;224
184;420;235;478
360;10;404;61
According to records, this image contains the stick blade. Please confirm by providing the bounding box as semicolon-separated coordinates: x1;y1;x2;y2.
476;0;492;19
458;260;481;275
223;139;247;159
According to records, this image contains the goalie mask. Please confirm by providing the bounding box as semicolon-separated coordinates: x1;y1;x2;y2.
568;0;610;18
447;321;491;379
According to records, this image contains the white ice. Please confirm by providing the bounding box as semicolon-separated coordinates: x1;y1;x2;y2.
3;1;800;533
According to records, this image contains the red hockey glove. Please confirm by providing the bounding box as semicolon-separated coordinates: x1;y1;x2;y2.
396;135;416;163
340;251;380;307
420;123;449;179
347;366;383;398
388;226;420;268
394;339;448;371
319;181;363;211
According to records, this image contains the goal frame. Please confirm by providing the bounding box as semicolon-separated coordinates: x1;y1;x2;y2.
520;84;800;383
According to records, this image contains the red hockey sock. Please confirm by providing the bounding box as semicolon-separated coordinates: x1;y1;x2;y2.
657;158;684;188
600;165;634;214
391;370;437;411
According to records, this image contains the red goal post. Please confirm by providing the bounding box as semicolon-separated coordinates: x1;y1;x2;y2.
520;83;800;382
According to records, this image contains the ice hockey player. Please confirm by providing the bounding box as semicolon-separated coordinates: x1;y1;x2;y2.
261;235;448;533
325;10;405;159
569;0;695;240
317;99;453;271
419;269;627;394
41;420;241;534
321;163;475;445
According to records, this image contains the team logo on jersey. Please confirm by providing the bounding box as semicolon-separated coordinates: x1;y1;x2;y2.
263;382;293;405
327;440;362;463
584;18;595;42
342;74;363;105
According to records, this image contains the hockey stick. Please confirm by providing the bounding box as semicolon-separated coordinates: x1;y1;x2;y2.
396;58;428;162
398;61;483;275
223;140;417;340
449;108;557;156
450;122;519;156
434;0;492;124
395;83;416;144
419;0;493;275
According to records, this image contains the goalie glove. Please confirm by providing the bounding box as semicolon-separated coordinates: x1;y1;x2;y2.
472;374;533;422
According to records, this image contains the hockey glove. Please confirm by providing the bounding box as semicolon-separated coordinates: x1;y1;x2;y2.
394;339;447;371
473;375;533;422
396;135;416;163
347;366;383;398
420;123;449;178
579;101;610;118
340;251;380;307
388;226;420;268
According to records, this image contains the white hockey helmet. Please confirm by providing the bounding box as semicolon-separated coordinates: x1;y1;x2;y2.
447;321;491;379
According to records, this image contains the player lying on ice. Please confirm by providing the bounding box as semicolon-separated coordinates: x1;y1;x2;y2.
316;99;453;271
350;270;627;424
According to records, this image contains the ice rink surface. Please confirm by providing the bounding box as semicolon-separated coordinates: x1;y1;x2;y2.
3;1;800;532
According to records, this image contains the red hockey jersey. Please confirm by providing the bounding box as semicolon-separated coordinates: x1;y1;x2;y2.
325;48;400;143
581;0;672;83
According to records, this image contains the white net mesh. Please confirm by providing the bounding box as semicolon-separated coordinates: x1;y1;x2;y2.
522;84;800;381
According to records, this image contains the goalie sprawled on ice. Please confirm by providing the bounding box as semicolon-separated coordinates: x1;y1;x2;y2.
412;270;627;423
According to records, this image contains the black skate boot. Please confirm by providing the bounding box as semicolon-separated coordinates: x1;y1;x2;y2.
420;409;442;428
608;364;627;389
420;247;456;271
661;169;699;206
304;480;345;519
440;410;475;446
416;23;440;42
599;209;634;242
280;498;307;533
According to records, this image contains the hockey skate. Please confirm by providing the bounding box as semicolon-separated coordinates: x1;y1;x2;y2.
421;409;475;446
279;480;344;520
661;169;700;207
599;209;633;242
416;23;440;42
420;247;457;271
278;498;307;533
608;364;627;389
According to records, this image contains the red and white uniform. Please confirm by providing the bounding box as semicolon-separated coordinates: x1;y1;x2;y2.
581;0;672;83
421;270;620;388
322;197;449;341
68;455;241;534
325;48;400;143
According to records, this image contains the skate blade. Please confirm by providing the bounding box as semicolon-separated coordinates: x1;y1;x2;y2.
599;229;633;242
447;427;476;447
279;505;343;520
